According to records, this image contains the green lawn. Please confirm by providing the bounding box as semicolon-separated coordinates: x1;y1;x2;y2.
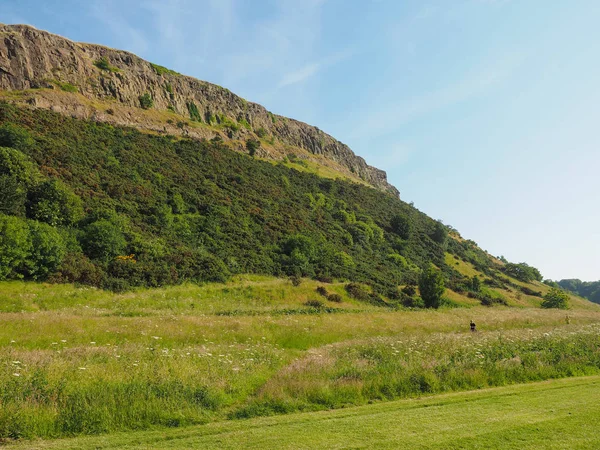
11;376;600;449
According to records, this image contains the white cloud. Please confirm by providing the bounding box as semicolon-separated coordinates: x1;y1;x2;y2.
278;62;321;88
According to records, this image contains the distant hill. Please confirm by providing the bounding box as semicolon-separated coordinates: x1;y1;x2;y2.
557;279;600;304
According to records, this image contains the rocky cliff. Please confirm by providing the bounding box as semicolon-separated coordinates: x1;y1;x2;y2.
0;23;398;195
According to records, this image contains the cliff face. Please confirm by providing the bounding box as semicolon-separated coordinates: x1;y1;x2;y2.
0;23;398;195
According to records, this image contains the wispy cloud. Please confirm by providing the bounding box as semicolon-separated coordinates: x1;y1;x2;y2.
278;62;321;88
348;52;524;140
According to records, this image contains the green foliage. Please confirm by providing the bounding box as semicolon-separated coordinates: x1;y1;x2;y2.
246;138;260;157
0;103;493;292
94;57;120;73
471;275;481;292
390;214;411;239
0;174;26;216
25;220;66;280
139;93;154;110
50;80;78;92
430;221;448;246
239;118;251;130
256;127;268;138
186;102;202;122
503;262;543;283
419;263;445;308
0;124;34;150
0;214;31;280
542;288;569;309
81;220;126;263
150;62;180;76
26;179;83;226
557;279;600;305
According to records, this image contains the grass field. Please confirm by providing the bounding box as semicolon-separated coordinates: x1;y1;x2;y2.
9;376;600;449
1;277;600;444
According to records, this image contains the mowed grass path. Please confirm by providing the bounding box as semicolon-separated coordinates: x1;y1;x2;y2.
13;376;600;450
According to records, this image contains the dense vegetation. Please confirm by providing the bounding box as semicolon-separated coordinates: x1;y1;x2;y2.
0;102;562;308
558;279;600;305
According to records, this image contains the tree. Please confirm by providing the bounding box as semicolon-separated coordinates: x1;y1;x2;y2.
390;214;411;239
26;180;83;226
139;93;154;109
81;220;126;262
471;275;481;293
541;288;569;309
503;262;542;283
418;263;445;308
430;220;447;245
245;138;260;157
25;220;66;280
0;214;31;280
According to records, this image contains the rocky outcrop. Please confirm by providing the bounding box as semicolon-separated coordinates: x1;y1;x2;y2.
0;23;398;195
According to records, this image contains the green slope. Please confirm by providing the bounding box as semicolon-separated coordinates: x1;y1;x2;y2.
10;376;600;449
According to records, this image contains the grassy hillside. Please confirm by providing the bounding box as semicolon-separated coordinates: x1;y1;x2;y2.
0;102;583;313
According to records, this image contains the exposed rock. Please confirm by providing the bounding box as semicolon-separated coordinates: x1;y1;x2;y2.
0;23;398;195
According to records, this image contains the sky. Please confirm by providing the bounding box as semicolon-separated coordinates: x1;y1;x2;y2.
3;0;599;281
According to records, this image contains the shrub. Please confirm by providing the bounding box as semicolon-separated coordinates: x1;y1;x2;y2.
187;102;202;122
48;252;104;285
246;139;260;157
139;93;154;109
418;263;445;309
0;214;31;280
26;179;84;226
402;285;416;296
541;288;569;309
316;286;329;297
290;275;302;287
305;299;324;309
345;282;370;301
0;124;34;150
25;220;66;280
80;220;127;263
239;119;251;130
256;127;268;138
481;295;508;306
327;293;342;303
150;62;179;76
94;57;119;72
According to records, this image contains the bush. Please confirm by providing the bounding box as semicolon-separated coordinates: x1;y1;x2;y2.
418;263;445;309
80;220;127;263
94;57;119;72
48;252;104;285
256;127;268;138
290;275;302;287
0;124;34;150
481;295;508;307
304;299;324;309
246;139;260;157
345;282;370;301
0;214;31;280
26;179;84;226
327;293;342;303
542;288;569;309
187;102;201;122
139;93;154;110
316;286;329;297
25;220;66;280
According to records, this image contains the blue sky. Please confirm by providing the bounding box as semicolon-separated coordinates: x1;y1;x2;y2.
3;0;599;281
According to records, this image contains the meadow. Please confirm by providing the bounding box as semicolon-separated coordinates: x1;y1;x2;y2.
1;276;600;443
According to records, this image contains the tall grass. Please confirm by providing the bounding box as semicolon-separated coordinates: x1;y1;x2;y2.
1;278;600;441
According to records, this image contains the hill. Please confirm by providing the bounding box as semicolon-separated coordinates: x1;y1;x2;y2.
0;23;395;194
